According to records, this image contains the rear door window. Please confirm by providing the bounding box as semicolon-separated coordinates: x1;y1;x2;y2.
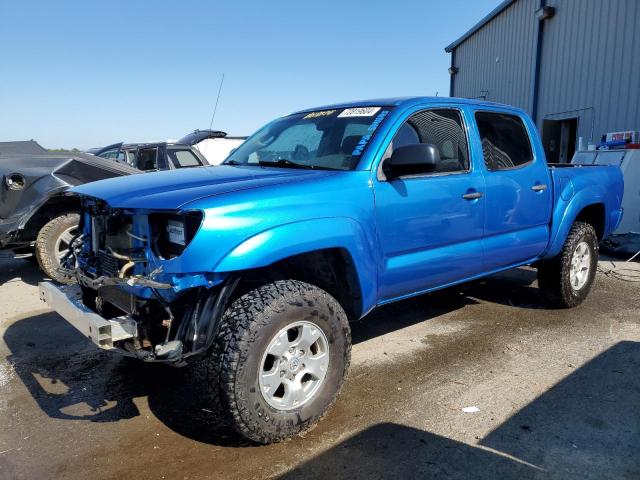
475;112;533;171
136;148;159;171
167;149;203;168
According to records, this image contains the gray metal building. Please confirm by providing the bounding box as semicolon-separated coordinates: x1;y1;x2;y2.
446;0;640;163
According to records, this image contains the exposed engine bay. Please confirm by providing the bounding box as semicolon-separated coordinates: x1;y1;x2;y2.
60;196;236;365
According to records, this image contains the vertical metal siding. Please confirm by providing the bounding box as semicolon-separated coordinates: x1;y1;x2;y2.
537;0;640;143
452;0;538;112
452;0;640;144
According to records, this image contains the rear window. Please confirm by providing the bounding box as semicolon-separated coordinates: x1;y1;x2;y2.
475;112;533;171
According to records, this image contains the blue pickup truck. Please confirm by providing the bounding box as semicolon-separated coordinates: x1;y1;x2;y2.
39;97;623;443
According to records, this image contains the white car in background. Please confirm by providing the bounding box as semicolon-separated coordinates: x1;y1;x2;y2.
178;130;246;165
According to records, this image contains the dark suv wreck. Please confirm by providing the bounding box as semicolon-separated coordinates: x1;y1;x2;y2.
0;144;207;282
0;153;139;281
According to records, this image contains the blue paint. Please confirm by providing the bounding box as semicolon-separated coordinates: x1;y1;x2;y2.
72;97;624;318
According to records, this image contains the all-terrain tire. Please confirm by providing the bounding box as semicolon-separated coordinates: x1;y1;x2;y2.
205;280;351;444
35;213;80;284
537;222;598;308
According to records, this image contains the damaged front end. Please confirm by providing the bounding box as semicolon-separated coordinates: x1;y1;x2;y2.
41;196;237;366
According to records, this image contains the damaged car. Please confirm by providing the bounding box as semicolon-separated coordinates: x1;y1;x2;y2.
0;152;140;281
39;97;623;444
0;143;207;282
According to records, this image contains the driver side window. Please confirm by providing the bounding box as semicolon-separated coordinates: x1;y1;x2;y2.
387;109;470;174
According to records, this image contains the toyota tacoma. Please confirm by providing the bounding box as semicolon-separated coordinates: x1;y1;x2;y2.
39;97;624;443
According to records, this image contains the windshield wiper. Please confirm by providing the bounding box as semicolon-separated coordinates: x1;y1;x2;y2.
224;159;241;165
258;158;315;169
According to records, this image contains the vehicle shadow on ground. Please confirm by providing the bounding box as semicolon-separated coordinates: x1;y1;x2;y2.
2;310;250;446
279;341;640;479
3;268;548;449
0;255;44;287
352;267;541;344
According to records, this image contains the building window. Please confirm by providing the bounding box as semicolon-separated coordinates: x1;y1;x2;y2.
475;111;533;171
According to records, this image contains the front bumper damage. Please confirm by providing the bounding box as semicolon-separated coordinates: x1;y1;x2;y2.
39;196;239;365
39;282;137;350
39;276;238;365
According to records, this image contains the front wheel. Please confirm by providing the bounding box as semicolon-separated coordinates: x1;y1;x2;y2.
209;280;351;444
537;222;598;308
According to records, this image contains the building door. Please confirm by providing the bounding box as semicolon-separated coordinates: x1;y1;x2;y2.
542;118;578;163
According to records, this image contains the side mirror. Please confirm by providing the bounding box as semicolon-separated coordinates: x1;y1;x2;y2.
383;144;440;179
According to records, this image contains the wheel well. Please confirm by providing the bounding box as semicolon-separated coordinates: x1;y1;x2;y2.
234;248;363;320
575;203;605;241
21;195;81;242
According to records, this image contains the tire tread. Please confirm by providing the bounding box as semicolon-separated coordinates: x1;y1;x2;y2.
205;279;350;443
537;221;598;308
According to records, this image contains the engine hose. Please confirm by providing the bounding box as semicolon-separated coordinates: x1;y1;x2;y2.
118;261;135;278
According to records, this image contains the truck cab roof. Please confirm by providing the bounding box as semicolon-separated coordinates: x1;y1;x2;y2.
292;96;515;115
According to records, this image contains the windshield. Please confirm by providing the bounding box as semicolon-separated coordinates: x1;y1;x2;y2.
224;106;391;170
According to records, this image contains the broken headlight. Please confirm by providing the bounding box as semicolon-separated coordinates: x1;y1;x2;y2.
150;211;203;259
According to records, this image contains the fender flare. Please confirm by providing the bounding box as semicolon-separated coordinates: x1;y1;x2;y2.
17;187;75;231
543;189;606;259
214;217;378;315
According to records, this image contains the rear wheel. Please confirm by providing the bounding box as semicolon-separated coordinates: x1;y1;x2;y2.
537;222;598;308
35;213;79;284
206;280;351;444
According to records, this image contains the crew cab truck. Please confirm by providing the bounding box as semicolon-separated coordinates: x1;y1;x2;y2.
39;97;623;444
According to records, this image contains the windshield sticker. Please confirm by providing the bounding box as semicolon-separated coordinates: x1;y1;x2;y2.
303;109;336;119
351;110;389;156
338;107;381;118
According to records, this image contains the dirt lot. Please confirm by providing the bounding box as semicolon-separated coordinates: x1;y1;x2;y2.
0;255;639;480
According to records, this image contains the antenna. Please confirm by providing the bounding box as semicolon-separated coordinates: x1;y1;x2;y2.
209;73;225;130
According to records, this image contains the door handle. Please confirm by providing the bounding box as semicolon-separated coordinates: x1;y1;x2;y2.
462;191;484;200
531;184;548;192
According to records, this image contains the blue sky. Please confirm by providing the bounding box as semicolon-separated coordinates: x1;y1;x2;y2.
0;0;497;149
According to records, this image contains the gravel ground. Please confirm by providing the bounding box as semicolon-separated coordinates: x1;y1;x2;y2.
0;254;638;480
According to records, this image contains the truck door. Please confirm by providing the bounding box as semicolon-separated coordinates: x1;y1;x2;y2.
374;107;486;301
472;110;552;270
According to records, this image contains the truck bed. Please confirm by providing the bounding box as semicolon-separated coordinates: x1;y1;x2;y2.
544;162;624;259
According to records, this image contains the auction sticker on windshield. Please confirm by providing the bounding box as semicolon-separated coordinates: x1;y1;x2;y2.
303;110;336;119
338;107;381;117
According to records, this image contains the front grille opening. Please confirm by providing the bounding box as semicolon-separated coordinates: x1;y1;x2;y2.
89;212;147;278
